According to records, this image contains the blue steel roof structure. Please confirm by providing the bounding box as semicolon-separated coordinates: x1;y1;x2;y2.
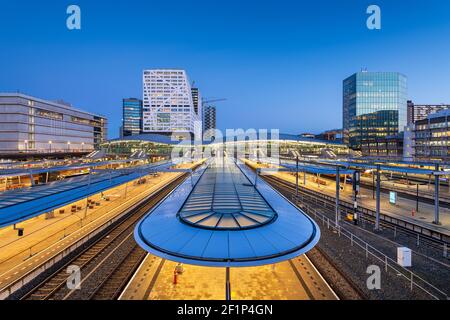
135;158;320;267
316;160;438;175
0;161;171;228
178;165;277;230
0;159;140;180
108;133;185;145
349;158;447;168
280;162;355;175
106;132;346;147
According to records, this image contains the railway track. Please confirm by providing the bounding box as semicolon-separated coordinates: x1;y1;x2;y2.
306;247;367;300
20;173;188;300
261;173;450;249
88;246;146;300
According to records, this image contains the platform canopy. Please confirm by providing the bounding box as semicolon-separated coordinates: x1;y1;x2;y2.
317;160;438;175
0;159;142;180
279;162;355;175
0;161;172;228
135;158;320;267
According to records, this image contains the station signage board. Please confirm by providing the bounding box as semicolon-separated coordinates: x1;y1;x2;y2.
389;191;397;205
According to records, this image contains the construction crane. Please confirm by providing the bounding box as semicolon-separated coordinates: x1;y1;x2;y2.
202;98;227;105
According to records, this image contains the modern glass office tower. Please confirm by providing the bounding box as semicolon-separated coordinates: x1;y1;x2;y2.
343;72;407;150
142;69;200;137
122;98;142;137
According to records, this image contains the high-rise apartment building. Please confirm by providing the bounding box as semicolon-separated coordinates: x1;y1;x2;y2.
122;98;142;137
203;105;216;134
343;71;407;150
191;87;202;118
407;100;449;125
142;69;199;137
0;93;107;155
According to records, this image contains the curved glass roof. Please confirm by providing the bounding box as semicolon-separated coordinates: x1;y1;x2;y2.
178;165;277;230
135;158;320;267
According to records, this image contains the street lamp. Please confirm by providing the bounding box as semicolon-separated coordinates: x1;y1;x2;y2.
81;142;85;152
48;140;52;153
67;141;71;151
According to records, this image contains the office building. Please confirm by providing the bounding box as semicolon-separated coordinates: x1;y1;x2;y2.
142;69;200;138
360;134;404;160
122;98;142;137
343;72;408;151
407;100;449;125
0;93;107;155
414;108;450;161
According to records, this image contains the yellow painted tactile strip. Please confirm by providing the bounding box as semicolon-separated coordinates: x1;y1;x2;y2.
119;254;162;300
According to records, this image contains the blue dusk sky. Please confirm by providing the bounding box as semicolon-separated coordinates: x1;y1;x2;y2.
1;0;450;138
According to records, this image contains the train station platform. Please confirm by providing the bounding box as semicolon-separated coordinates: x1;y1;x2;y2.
0;161;202;297
120;253;337;300
134;158;320;267
300;159;450;201
244;159;450;237
0;161;171;228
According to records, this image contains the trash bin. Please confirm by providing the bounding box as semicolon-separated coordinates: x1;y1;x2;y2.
397;247;412;267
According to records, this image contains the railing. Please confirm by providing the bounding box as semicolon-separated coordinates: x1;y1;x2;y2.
297;199;449;300
296;183;450;256
265;174;450;249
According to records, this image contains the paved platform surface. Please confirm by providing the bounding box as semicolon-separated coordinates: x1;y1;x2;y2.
120;255;337;300
245;160;450;236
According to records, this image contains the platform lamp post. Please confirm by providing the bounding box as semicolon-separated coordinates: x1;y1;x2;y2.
67;141;71;152
81;142;85;152
375;164;381;231
372;170;375;200
416;183;419;213
24;140;28;154
48;140;52;153
335;166;340;226
434;164;440;225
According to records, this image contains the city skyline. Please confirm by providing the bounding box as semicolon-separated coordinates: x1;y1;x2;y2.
1;1;450;138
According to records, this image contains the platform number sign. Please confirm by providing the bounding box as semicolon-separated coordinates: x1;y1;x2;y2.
389;191;397;205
